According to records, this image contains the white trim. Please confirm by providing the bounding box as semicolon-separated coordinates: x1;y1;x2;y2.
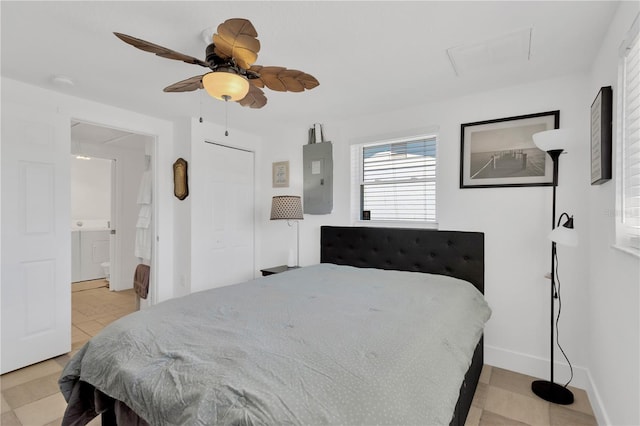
352;220;439;229
615;13;640;252
611;244;640;258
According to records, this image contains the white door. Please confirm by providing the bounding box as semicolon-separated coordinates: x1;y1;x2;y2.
1;103;71;374
191;143;254;292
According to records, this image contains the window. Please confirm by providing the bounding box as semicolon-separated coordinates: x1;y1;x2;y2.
617;15;640;253
352;135;437;223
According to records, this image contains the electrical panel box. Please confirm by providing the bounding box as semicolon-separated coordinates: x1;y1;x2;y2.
303;142;333;214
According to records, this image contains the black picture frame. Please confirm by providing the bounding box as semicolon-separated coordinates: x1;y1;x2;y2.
460;111;560;188
590;86;613;185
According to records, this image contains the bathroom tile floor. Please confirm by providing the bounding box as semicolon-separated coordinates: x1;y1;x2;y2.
1;283;597;426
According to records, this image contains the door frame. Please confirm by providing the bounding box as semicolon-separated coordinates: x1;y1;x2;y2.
69;118;159;305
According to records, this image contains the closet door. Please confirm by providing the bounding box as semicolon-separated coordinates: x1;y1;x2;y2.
1;103;71;373
191;142;255;292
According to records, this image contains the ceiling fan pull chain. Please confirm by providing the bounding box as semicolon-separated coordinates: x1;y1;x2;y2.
223;94;230;136
199;90;204;123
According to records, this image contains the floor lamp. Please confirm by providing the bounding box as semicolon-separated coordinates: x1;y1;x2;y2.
270;195;304;267
531;128;578;405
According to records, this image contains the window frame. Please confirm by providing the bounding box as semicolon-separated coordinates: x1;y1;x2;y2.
350;133;439;228
615;13;640;256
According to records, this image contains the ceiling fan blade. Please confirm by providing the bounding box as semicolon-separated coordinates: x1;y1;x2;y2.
212;18;260;70
114;32;209;67
163;75;204;92
250;65;319;92
238;85;267;109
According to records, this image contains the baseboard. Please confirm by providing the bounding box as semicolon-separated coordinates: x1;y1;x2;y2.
485;344;610;425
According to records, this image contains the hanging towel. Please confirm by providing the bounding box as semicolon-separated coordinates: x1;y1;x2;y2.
137;170;152;204
133;264;150;299
134;229;152;260
135;170;153;261
136;205;152;229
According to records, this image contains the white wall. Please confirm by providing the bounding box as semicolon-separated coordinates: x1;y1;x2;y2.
70;156;111;222
260;73;599;408
1;77;175;303
172;119;192;298
587;2;640;425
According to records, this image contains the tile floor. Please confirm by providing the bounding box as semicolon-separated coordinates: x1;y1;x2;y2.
466;365;597;426
1;283;598;426
1;280;136;426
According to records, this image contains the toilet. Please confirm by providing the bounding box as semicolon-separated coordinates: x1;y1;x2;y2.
101;262;110;282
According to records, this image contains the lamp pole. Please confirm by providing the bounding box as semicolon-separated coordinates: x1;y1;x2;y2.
531;149;574;405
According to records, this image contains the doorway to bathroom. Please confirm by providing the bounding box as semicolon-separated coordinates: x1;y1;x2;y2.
69;120;154;350
70;155;113;289
70;120;153;291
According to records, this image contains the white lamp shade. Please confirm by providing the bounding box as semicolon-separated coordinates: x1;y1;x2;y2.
532;128;573;152
202;71;250;101
548;225;578;247
270;196;303;220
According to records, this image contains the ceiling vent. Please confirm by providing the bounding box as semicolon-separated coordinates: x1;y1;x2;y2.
447;27;533;76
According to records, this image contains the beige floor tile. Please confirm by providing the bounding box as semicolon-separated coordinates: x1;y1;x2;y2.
480;410;529;426
550;404;598;426
464;405;482;426
54;353;72;369
13;392;67;426
75;320;106;336
567;386;595;416
479;364;492;384
2;373;61;409
72;309;91;324
0;361;62;390
1;410;22;426
484;385;550;425
1;394;11;413
490;366;539;398
71;325;91;344
471;382;488;409
94;314;122;325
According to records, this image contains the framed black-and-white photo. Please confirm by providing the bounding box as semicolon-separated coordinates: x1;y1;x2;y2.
460;111;559;188
591;86;612;185
272;161;290;188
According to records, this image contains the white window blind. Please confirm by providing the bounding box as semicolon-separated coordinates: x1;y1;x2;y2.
360;138;437;222
620;17;640;250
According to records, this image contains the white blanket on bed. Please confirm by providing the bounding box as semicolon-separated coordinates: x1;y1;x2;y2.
60;264;491;425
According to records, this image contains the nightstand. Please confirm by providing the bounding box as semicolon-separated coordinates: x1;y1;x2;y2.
260;265;299;276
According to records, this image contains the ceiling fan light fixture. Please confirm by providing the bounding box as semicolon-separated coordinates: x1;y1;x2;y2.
202;70;250;101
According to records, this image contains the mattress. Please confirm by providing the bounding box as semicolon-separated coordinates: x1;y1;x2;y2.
60;263;491;425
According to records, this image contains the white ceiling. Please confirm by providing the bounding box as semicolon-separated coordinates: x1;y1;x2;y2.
1;1;619;134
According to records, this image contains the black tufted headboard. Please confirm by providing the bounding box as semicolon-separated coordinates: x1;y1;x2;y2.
320;226;484;294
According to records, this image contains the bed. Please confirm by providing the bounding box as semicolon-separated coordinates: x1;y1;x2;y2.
59;226;490;426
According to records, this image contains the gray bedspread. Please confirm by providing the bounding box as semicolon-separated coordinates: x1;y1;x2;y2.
60;264;491;425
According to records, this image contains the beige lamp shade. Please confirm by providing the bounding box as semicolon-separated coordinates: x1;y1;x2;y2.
202;70;250;101
270;196;303;220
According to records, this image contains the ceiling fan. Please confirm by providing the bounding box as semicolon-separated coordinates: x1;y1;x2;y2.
114;18;319;109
